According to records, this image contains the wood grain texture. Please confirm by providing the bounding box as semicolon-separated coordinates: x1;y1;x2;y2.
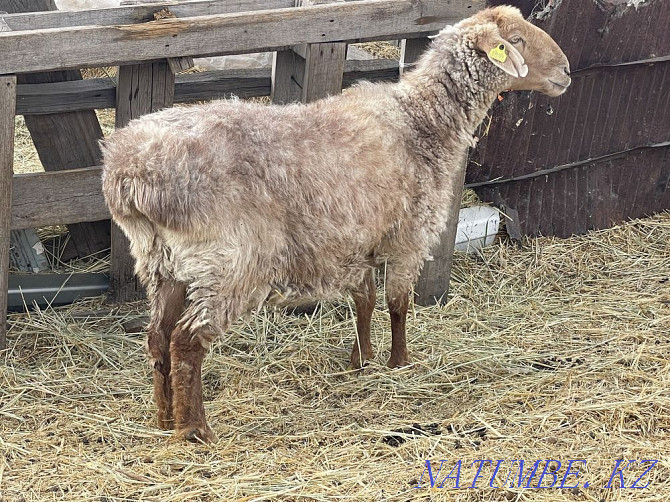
0;0;295;31
302;42;347;103
18;101;111;256
0;0;485;74
400;37;430;75
109;62;175;303
152;7;195;74
403;36;457;306
16;59;400;115
0;75;16;350
5;0;111;259
11;167;108;230
273;41;347;104
272;49;307;104
414;157;468;306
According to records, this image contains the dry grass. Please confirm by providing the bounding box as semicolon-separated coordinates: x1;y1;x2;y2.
6;62;668;501
12;116;40;175
1;212;668;501
356;42;401;61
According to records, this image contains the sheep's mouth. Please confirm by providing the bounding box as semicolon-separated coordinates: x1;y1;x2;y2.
548;79;570;90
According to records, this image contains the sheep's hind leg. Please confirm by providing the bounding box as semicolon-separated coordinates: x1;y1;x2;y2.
349;269;376;369
147;278;186;430
387;289;412;368
170;288;239;444
170;318;218;443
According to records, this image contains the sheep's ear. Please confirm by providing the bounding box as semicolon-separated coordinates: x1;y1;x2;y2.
477;30;528;78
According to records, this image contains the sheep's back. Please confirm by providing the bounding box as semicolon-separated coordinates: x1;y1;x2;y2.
102;96;414;279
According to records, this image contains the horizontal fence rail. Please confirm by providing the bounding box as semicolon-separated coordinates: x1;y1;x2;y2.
11;167;108;230
1;0;296;31
0;0;484;74
15;59;400;115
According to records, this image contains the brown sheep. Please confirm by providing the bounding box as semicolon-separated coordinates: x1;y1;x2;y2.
101;6;571;443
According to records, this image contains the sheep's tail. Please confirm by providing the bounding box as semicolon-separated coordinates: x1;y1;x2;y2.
103;169;208;239
101;162;180;288
100;133;200;235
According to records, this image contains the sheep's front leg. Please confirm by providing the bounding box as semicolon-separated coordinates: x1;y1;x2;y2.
147;278;186;430
349;269;376;369
170;324;217;443
387;290;412;368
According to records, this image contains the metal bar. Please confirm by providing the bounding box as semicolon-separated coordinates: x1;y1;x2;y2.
465;141;670;189
7;272;109;311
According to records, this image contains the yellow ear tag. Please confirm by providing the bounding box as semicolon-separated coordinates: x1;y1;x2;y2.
489;44;507;63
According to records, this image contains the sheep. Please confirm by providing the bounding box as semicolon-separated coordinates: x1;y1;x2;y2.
101;5;571;443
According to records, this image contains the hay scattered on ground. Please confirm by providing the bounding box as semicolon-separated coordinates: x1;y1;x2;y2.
356;41;401;61
1;212;668;501
13;116;40;175
7;61;668;501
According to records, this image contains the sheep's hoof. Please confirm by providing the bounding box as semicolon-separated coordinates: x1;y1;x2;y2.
349;347;374;370
177;425;217;444
347;360;369;372
387;354;412;369
348;355;372;371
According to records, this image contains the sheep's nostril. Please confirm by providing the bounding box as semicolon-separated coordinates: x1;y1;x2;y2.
563;66;571;76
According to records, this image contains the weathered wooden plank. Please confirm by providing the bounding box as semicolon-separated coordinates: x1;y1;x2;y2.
400;37;430;74
15;59;400;115
152;6;195;73
16;77;116;115
109;61;175;303
0;0;295;31
0;0;485;74
342;58;399;85
0;75;16;350
302;42;347;103
399;33;457;306
181;67;271;103
10;167;108;230
273;41;347;104
18;92;111;257
272;49;307;104
414;156;468;306
5;0;111;259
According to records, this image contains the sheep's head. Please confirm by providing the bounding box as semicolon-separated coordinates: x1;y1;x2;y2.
464;6;571;97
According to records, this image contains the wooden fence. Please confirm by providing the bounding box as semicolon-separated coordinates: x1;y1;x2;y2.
0;0;485;348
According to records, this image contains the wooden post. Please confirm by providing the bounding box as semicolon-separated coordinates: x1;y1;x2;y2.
271;2;347;316
301;43;347;103
415;159;468;306
272;42;346;104
108;62;175;303
2;0;111;261
400;38;431;75
0;75;16;350
400;35;465;306
272;0;346;104
272;48;306;104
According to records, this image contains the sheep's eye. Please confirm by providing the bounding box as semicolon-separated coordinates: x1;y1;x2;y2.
510;36;523;44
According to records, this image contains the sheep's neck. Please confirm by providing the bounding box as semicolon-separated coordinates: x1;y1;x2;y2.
396;49;504;166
